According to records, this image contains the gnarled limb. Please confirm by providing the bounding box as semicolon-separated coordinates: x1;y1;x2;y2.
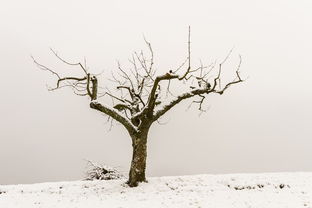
90;101;137;133
153;88;213;121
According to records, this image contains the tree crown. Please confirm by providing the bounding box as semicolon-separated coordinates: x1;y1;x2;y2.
33;27;243;134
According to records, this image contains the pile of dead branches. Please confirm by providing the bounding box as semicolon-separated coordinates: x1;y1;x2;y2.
84;160;124;181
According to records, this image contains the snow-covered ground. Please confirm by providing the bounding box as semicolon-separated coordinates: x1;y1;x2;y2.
1;172;312;208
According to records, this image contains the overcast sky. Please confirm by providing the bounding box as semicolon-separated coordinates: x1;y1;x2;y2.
0;0;312;185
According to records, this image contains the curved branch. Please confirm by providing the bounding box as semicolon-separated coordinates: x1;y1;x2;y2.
31;56;61;79
55;77;87;90
153;88;212;121
50;48;88;75
90;101;137;133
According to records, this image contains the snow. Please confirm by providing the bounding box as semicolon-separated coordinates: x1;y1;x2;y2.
1;172;312;208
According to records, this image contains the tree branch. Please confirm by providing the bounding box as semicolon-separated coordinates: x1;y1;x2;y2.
50;48;88;75
153;88;212;121
90;101;137;133
146;73;179;115
153;55;243;121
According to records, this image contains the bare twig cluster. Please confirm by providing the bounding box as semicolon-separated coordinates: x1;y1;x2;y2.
32;48;98;100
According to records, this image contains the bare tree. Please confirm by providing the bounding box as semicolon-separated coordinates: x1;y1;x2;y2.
33;27;243;187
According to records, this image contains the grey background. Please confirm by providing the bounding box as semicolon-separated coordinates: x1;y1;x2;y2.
0;0;312;185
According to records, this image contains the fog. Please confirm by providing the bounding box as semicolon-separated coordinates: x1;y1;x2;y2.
0;0;312;184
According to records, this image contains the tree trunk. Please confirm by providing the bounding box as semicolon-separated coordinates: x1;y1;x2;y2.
127;132;148;187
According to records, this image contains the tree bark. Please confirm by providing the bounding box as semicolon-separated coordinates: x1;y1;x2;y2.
127;131;148;187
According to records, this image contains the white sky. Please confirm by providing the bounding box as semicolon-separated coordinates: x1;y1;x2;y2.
0;0;312;184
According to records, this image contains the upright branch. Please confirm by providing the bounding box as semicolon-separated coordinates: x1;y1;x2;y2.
178;26;192;80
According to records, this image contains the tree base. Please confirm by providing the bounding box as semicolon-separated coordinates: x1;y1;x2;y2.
126;178;148;187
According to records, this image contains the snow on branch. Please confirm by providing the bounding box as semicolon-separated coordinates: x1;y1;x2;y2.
90;101;138;133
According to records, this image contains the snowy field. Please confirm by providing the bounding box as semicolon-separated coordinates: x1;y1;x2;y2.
1;172;312;208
